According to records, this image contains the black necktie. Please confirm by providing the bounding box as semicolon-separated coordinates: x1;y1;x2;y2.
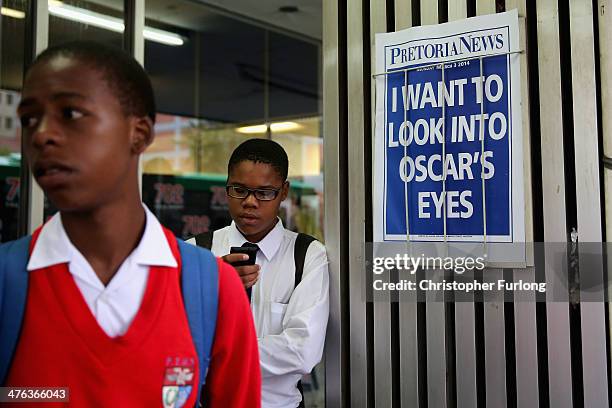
242;242;259;302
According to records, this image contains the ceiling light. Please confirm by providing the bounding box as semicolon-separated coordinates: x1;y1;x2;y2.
236;122;302;134
48;2;184;46
271;122;302;132
143;27;184;46
236;124;268;134
49;3;123;31
1;7;25;19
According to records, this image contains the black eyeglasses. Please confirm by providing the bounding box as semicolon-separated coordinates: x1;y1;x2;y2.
226;185;282;201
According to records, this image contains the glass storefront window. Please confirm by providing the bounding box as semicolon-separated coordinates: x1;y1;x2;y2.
142;0;323;241
0;0;28;242
142;116;324;240
48;0;124;47
272;117;324;241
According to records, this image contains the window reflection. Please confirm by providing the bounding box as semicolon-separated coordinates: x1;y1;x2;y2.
142;116;323;241
48;0;124;47
142;0;323;241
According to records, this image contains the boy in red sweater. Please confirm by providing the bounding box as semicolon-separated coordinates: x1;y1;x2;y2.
3;41;260;407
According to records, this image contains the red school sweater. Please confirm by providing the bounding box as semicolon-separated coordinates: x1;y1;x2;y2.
5;226;261;407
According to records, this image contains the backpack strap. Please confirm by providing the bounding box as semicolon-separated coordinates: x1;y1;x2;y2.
293;233;316;290
177;239;219;403
0;236;32;384
293;233;316;404
194;231;214;250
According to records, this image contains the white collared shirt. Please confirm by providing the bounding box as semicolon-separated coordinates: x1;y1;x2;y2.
27;206;177;338
189;219;329;408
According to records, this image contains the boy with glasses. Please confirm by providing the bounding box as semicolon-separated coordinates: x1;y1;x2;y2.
188;138;329;408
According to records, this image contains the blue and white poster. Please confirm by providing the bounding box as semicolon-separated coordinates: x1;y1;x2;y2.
373;10;525;245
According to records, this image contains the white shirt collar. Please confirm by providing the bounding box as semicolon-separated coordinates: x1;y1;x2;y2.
228;218;285;261
27;205;177;271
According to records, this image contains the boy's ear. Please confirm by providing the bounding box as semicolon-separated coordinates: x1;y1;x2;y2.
130;116;154;154
280;180;289;201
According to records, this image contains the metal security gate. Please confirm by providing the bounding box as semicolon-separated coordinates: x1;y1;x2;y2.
322;0;611;407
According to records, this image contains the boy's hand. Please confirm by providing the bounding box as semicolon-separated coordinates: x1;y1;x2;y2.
222;253;260;289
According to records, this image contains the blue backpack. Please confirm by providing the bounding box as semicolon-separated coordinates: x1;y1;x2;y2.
0;236;218;402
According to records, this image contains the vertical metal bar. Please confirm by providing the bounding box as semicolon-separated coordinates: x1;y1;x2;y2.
455;301;478;408
597;0;612;386
133;0;144;64
508;0;535;266
123;0;132;54
544;304;573;408
536;0;573;406
374;302;393;408
446;5;474;407
501;4;534;250
506;0;539;405
0;0;2;84
17;0;26;237
323;0;344;405
124;0;145;192
537;0;569;249
19;0;47;235
421;0;439;24
29;0;47;230
370;0;393;405
426;283;448;408
513;270;539;408
393;7;420;405
568;0;609;406
395;0;413;29
476;0;496;15
601;2;612;234
400;299;421;407
348;0;368;405
448;0;468;21
123;0;144;62
475;4;506;407
570;0;602;240
483;270;507;408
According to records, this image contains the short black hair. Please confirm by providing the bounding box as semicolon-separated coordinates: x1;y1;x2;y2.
29;41;156;123
228;138;289;181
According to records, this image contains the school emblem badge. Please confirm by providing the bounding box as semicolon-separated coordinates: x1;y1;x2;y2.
162;358;196;408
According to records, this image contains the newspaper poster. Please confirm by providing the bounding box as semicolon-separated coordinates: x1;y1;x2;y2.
373;10;524;247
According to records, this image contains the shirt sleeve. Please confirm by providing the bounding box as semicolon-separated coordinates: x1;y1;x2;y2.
257;241;330;378
201;258;261;407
